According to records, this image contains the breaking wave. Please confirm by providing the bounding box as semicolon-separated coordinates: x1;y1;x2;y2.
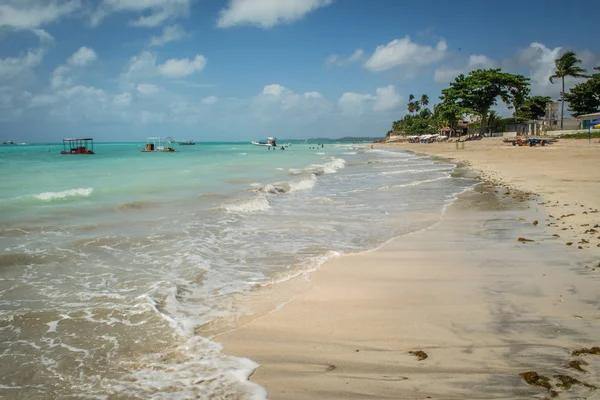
33;188;94;201
224;196;271;213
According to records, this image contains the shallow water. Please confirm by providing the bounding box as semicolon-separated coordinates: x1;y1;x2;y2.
0;141;476;398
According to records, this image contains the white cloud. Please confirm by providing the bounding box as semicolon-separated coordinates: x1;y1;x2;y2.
304;91;323;98
373;85;402;112
339;85;402;114
149;24;187;46
217;0;332;28
121;51;158;86
51;65;72;89
434;54;496;84
157;55;207;78
113;92;132;107
324;49;364;68
202;95;218;104
364;36;448;72
92;0;192;27
67;46;98;66
0;0;80;29
51;46;98;89
32;29;55;43
137;84;160;95
29;94;58;107
513;42;563;97
254;84;332;123
0;49;45;81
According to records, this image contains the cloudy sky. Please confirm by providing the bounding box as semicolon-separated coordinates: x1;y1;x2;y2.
1;0;598;142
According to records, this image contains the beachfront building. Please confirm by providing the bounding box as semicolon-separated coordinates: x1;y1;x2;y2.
543;101;580;132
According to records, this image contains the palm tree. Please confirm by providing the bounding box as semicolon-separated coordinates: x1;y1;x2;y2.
420;94;429;108
549;51;588;129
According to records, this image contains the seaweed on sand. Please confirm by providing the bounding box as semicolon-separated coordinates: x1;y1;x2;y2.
567;360;588;373
572;347;600;356
409;350;428;361
553;374;596;390
520;371;552;391
518;237;535;243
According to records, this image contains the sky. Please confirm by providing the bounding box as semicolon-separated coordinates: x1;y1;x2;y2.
0;0;598;142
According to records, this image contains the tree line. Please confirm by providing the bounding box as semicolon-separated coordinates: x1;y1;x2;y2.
387;51;599;137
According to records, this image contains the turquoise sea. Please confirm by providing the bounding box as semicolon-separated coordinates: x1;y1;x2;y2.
0;141;476;399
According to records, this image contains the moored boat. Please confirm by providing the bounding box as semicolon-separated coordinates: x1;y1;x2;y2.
178;140;195;145
61;138;95;154
251;137;276;147
141;137;175;152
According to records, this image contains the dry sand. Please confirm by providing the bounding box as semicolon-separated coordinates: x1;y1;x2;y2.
217;138;600;399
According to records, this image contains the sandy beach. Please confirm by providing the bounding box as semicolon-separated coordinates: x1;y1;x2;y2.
217;138;600;399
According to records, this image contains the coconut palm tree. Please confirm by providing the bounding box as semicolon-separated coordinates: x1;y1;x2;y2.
549;51;588;129
420;94;429;108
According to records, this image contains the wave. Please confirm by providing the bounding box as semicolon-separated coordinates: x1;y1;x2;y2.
380;175;451;189
224;196;271;213
380;166;455;175
255;175;316;195
289;157;346;176
32;188;93;201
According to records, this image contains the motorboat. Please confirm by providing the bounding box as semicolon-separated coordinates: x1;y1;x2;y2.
251;137;276;147
178;140;195;145
61;138;95;154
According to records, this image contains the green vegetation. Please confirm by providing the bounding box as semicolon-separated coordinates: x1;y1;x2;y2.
560;131;600;139
516;96;553;120
564;67;600;116
549;51;589;129
385;50;600;139
440;69;530;135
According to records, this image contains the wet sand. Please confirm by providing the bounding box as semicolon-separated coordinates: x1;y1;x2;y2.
216;140;600;399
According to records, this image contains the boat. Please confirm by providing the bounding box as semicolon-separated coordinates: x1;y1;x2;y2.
61;138;95;154
141;137;175;152
251;137;276;147
178;140;195;145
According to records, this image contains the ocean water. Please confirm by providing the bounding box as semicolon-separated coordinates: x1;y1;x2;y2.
0;141;476;399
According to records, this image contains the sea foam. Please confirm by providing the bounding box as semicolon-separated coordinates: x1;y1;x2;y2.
33;188;94;201
224;197;271;213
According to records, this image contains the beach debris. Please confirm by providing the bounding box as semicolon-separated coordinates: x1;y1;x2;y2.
572;347;600;356
585;229;597;234
567;359;588;373
520;371;552;391
518;237;535;243
553;374;596;390
579;239;589;244
325;364;337;372
566;242;573;246
409;350;428;361
552;234;560;237
533;220;539;226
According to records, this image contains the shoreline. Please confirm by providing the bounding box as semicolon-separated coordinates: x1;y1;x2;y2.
217;141;600;399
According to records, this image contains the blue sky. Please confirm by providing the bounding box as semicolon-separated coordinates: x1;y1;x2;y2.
0;0;598;142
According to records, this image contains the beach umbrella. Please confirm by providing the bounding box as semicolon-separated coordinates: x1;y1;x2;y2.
587;118;600;144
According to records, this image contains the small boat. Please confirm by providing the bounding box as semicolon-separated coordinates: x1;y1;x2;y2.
141;137;175;152
252;137;276;147
61;138;95;154
178;140;195;145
